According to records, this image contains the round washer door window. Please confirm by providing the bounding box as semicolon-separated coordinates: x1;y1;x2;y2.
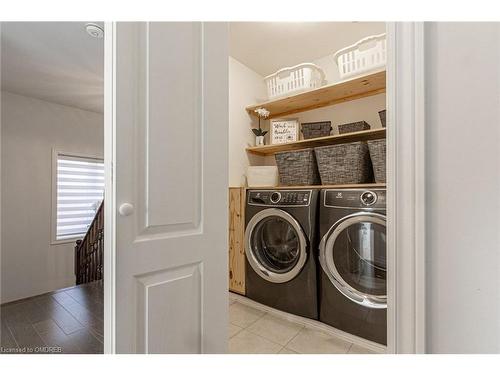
320;212;387;308
245;208;308;283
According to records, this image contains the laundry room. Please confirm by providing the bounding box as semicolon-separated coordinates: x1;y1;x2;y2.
227;22;387;354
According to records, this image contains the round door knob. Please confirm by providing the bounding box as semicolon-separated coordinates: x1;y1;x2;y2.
119;203;134;216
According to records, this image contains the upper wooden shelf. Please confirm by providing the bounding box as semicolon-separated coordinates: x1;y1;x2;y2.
246;128;385;156
246;70;386;119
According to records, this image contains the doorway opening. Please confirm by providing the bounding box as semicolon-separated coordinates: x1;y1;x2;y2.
227;22;388;354
1;22;105;354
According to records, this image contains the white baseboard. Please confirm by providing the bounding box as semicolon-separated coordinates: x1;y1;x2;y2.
1;277;75;304
229;292;387;354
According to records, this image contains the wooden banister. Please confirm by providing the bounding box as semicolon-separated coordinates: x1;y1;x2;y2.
74;201;104;285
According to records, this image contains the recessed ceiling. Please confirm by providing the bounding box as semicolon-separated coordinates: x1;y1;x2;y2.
1;22;104;113
230;22;386;77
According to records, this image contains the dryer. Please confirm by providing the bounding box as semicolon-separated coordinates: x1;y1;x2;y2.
318;188;387;345
245;189;319;320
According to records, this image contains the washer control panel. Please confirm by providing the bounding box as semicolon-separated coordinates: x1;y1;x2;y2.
248;190;311;206
324;189;386;209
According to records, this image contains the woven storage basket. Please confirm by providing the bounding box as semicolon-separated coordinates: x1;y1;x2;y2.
275;148;321;186
367;139;386;183
301;121;332;140
378;110;386;128
338;121;371;134
314;142;373;185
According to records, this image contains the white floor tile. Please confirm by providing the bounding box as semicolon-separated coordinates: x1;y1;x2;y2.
228;295;383;355
229;330;282;354
278;347;299;354
246;313;304;346
229;302;266;328
348;344;378;354
286;327;352;354
228;323;243;338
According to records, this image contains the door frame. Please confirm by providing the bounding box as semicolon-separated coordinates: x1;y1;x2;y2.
386;22;426;354
103;21;116;354
102;21;427;354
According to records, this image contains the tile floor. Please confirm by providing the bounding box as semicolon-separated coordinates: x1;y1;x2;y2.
228;294;383;354
1;281;103;354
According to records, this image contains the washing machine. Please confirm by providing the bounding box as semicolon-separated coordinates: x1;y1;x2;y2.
245;189;319;320
318;188;387;345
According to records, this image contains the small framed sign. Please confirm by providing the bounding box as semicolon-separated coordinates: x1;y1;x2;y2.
270;118;299;144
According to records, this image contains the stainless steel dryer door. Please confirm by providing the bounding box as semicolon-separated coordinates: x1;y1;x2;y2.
320;212;387;308
245;208;308;283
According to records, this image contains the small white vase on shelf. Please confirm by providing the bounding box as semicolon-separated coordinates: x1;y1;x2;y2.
255;135;265;146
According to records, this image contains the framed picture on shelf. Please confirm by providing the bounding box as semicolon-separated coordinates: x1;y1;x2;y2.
270;118;299;144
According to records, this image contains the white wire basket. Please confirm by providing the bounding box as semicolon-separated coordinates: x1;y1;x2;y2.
264;63;326;99
333;33;386;80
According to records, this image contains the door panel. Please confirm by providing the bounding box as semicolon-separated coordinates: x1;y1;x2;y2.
114;22;228;353
144;23;202;232
136;263;202;354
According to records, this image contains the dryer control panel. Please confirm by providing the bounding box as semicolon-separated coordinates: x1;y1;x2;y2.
248;190;312;206
324;189;386;209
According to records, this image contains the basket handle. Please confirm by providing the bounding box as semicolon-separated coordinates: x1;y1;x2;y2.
264;63;324;80
333;33;386;60
357;39;377;52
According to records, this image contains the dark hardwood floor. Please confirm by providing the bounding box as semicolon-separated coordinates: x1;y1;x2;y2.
0;281;103;354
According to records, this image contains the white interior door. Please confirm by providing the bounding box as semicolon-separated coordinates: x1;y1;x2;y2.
113;22;228;353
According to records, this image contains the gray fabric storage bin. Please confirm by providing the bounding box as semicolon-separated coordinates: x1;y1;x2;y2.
338;121;371;134
301;121;332;139
314;142;373;185
378;110;386;128
367;139;386;183
275;148;321;186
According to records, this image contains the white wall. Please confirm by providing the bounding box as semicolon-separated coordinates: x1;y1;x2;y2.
425;23;500;353
1;92;103;303
228;57;268;186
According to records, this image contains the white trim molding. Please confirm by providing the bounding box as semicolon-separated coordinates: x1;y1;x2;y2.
103;21;117;354
386;22;426;354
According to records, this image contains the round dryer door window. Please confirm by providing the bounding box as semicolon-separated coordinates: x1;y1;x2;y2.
320;212;387;308
245;208;308;284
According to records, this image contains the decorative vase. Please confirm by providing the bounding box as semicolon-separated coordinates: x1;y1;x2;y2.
255;135;265;146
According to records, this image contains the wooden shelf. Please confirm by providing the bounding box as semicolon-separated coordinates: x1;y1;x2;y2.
245;183;386;190
246;70;386;119
246;128;385;155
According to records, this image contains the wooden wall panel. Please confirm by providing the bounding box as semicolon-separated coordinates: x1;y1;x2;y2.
228;187;245;295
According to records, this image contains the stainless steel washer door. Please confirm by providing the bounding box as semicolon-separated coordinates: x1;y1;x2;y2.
245;208;308;283
320;212;387;309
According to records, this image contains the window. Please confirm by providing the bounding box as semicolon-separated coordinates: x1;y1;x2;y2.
53;153;104;242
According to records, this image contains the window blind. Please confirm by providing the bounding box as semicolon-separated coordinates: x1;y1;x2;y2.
56;154;104;241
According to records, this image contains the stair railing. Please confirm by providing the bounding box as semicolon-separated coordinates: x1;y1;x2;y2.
74;201;104;284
